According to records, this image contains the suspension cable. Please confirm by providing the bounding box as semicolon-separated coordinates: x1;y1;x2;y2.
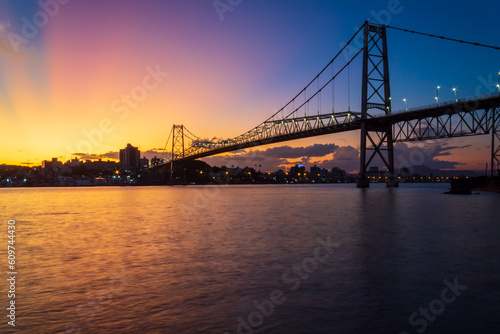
262;24;365;123
183;126;202;141
161;127;173;159
386;25;500;50
282;46;363;119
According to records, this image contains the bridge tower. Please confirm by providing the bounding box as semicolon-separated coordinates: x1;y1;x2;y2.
171;125;185;178
357;21;398;187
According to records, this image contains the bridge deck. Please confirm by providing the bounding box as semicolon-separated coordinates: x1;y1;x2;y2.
152;93;500;167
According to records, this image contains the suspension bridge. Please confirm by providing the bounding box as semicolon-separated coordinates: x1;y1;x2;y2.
151;21;500;187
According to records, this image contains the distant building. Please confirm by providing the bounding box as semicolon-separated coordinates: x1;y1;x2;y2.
310;165;321;182
41;158;64;177
290;164;306;177
150;156;163;166
367;165;380;178
331;167;347;182
66;158;82;168
119;144;140;171
289;164;307;182
319;168;330;181
140;156;149;170
399;167;411;179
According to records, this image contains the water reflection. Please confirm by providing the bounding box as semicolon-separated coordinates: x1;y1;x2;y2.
0;184;498;333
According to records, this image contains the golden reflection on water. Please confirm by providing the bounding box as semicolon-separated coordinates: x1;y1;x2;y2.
0;184;498;333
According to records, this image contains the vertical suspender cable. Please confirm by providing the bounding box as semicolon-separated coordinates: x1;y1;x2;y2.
332;63;335;113
348;44;351;112
317;77;320;116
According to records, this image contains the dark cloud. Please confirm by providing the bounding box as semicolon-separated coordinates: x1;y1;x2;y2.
202;143;339;171
69;153;117;161
309;146;360;172
394;141;468;170
257;144;339;159
68;149;167;162
101;151;119;159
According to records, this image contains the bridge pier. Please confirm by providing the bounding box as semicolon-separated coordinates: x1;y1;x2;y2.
356;176;370;188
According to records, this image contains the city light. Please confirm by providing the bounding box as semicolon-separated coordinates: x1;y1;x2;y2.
435;85;440;105
452;87;457;102
403;98;407;111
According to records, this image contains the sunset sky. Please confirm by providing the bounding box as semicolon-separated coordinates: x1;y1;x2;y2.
1;0;499;172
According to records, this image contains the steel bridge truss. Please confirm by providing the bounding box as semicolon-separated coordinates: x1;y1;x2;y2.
182;112;360;160
493;106;500;174
393;108;493;142
389;101;500;176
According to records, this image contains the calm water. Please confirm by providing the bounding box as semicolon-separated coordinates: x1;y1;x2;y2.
0;184;499;333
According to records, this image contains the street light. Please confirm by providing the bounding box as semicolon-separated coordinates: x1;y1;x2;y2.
436;85;440;105
497;71;500;93
403;98;407;111
452;87;457;102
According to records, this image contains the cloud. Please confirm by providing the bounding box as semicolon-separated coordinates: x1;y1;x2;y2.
65;151;119;161
308;146;360;172
394;141;468;170
202;143;340;171
256;144;339;159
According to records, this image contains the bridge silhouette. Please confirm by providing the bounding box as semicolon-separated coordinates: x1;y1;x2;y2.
152;21;500;187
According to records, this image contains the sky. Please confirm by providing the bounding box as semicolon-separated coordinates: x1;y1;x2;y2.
0;0;499;172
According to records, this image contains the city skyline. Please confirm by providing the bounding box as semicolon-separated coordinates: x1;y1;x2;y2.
1;1;499;172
